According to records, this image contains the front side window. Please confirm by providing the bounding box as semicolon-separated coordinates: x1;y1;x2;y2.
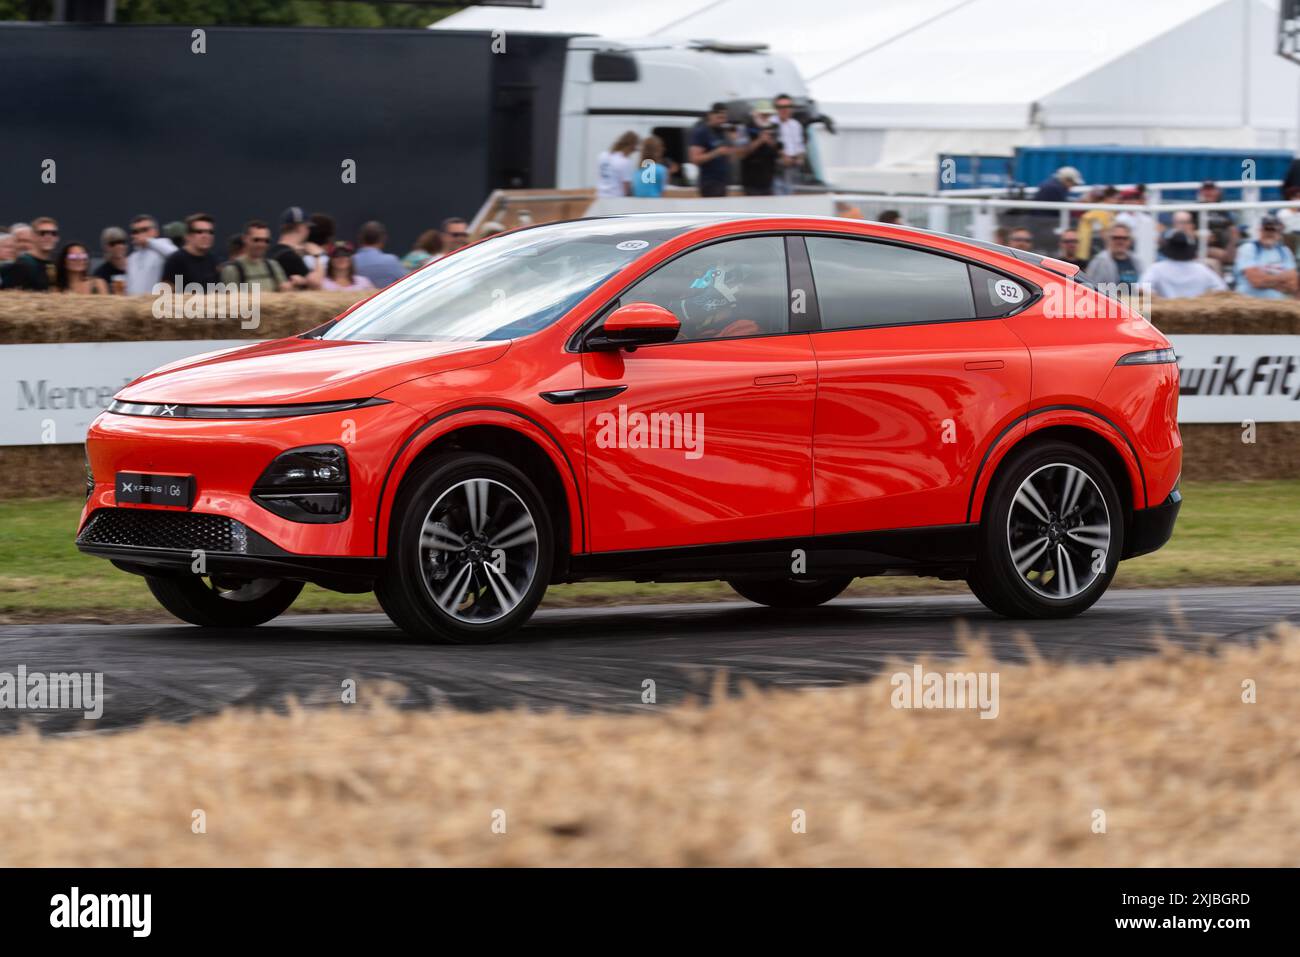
320;220;690;343
805;236;976;331
619;236;788;342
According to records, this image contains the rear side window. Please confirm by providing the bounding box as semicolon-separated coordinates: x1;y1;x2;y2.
805;236;975;330
969;264;1030;318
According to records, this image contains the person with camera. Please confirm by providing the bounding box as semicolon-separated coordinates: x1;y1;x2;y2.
689;102;739;198
737;102;782;196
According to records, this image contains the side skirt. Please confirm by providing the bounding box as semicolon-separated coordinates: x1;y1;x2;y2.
566;524;979;583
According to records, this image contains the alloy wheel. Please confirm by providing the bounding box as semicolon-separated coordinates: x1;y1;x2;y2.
1005;462;1111;600
417;478;540;623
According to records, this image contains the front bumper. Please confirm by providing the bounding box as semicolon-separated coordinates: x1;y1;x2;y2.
79;400;421;558
76;507;382;590
1124;489;1182;559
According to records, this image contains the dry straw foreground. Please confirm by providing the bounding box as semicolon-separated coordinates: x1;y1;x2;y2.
1;625;1296;867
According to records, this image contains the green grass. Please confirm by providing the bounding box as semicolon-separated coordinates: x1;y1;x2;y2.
2;481;1296;622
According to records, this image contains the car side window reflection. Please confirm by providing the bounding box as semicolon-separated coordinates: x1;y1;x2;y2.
805;236;976;330
621;236;789;342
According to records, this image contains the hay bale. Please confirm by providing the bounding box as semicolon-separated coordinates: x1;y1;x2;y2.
0;291;369;344
1151;292;1300;334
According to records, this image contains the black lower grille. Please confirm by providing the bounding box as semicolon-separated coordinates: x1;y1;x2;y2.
78;509;248;553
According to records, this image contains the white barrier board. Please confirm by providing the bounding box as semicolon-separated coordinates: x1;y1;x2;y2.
1;335;1297;445
1;340;246;446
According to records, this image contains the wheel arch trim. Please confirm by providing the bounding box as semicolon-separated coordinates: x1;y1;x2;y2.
966;404;1147;524
373;405;584;557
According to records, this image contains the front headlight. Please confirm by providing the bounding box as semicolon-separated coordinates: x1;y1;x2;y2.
84;448;93;501
251;445;350;523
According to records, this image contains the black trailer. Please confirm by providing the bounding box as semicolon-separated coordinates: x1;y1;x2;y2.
0;23;571;251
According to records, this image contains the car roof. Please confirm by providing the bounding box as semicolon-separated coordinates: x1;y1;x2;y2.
511;212;1071;280
577;211;1035;262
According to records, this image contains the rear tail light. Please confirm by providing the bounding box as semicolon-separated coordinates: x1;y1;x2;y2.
252;445;350;523
1116;348;1177;366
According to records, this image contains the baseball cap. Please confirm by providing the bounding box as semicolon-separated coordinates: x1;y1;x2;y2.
281;206;307;226
1261;214;1283;229
709;101;728;113
1057;166;1085;186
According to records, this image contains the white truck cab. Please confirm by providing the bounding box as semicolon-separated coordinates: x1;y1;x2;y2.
557;37;832;191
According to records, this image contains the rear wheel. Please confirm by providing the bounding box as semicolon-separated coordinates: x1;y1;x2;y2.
967;441;1124;618
375;452;553;643
727;576;854;608
145;575;303;627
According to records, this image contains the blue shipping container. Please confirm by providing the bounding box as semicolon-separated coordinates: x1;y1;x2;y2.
937;153;1014;191
1014;145;1293;201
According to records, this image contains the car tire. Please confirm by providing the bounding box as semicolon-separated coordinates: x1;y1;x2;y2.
375;452;553;644
727;576;854;608
967;440;1125;619
145;574;303;627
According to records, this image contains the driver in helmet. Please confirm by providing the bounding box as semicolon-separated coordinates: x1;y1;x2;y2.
681;259;760;338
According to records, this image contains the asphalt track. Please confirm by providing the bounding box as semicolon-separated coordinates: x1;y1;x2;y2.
1;585;1296;733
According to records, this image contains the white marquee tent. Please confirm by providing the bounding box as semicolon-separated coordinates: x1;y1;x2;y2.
439;0;1300;189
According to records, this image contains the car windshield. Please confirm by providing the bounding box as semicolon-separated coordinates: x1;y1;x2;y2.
318;218;696;343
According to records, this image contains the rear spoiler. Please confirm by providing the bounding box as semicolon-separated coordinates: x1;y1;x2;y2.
1035;255;1079;278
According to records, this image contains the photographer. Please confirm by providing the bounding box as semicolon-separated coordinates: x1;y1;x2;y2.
689;102;739;198
738;102;782;196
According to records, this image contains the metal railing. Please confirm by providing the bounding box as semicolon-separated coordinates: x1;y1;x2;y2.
514;175;1295;269
830;192;1286;266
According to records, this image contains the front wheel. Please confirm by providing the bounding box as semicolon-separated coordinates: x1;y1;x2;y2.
727;576;854;608
145;575;303;627
967;441;1125;619
375;452;553;644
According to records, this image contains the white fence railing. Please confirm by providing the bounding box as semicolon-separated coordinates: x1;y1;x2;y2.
589;177;1292;268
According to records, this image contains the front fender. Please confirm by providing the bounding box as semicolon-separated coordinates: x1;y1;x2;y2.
372;404;586;558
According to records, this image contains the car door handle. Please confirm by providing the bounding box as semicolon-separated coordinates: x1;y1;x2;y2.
753;373;798;386
964;360;1005;371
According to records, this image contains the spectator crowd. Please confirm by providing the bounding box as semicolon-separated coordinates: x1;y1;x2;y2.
1015;168;1300;301
0;207;502;295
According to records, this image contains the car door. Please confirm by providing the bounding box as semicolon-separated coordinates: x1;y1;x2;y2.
799;235;1032;535
580;235;817;552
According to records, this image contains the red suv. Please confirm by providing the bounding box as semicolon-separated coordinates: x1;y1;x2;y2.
78;214;1181;642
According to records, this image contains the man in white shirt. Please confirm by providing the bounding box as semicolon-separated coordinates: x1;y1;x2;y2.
773;94;805;196
126;214;176;295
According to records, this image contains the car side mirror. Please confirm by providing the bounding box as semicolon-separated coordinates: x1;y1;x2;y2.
586;302;681;352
